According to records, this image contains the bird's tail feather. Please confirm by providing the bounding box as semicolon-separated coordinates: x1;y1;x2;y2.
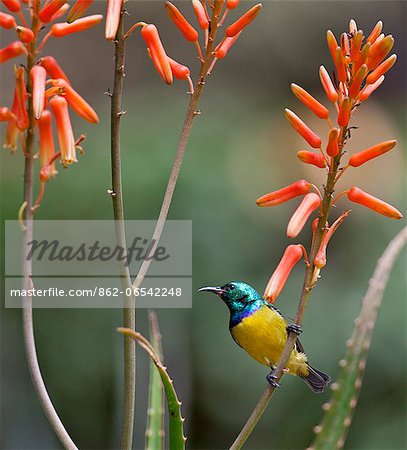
300;364;331;393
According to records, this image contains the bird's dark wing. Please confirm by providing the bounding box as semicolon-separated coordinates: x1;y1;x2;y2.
264;302;294;322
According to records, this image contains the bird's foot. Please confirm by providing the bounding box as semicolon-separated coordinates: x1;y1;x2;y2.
287;324;302;335
266;370;281;388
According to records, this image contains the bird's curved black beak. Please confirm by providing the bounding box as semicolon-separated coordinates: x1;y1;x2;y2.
198;286;224;296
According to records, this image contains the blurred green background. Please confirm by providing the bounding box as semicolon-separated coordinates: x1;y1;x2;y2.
1;1;406;449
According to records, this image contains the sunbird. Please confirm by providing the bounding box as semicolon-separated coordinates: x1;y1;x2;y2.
199;281;330;393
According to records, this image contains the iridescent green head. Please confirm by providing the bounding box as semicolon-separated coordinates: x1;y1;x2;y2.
198;281;261;311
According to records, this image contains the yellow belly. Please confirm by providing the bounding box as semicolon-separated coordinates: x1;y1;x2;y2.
231;306;308;376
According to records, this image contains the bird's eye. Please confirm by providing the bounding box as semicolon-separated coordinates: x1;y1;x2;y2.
226;283;235;291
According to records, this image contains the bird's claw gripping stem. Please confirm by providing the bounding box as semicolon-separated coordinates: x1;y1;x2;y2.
286;324;302;335
266;370;281;388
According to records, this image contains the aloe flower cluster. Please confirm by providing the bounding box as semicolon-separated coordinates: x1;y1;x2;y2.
1;0;103;206
256;19;402;303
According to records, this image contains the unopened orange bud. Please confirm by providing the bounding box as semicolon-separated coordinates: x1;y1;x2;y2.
366;54;396;85
350;30;363;62
326;127;340;157
51;78;99;123
256;179;311;207
49;95;77;165
50;14;103;37
347;187;402;219
191;0;209;29
39;0;67;23
367;35;394;70
13;66;28;130
67;0;93;23
284;108;322;148
15;26;34;43
1;0;20;12
38;56;70;83
297;151;326;168
264;244;303;303
0;106;16;121
291;83;329;119
0;40;26;63
348;64;368;98
166;1;198;42
358;75;384;102
214;33;240;59
50;2;69;21
314;211;349;269
226;0;239;9
225;3;262;38
349;19;358;35
141;24;173;85
31;65;47;120
0;11;16;28
319;66;338;103
337;97;352;127
366;20;383;44
340;32;350;56
349;140;396;167
326;30;338;62
168;56;190;80
105;0;123;40
286;193;321;238
354;42;371;73
334;46;347;83
37;110;57;178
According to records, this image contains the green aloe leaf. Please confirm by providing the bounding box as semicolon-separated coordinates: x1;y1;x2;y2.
146;311;165;450
310;227;406;450
117;326;186;450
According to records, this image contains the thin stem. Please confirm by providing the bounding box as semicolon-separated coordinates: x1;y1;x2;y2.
132;0;225;290
230;131;347;449
21;12;78;450
109;10;137;450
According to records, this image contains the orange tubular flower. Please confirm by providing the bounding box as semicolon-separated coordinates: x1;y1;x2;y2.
334;46;347;83
31;65;47;120
347;187;402;220
340;32;350;56
67;0;93;23
165;2;198;42
284;109;322;149
367;35;394;70
350;30;363;62
297;151;326;168
105;0;123;40
314;212;349;269
291;83;329;119
16;26;35;43
214;33;241;59
326;30;339;62
348;64;368;98
37;110;58;179
13;66;28;130
49;95;77;165
326;127;340;157
256;179;311;207
50;3;69;21
52;79;99;123
39;0;67;23
287;192;321;239
1;0;20;12
354;42;370;73
226;0;239;8
264;244;304;303
225;3;262;38
319;66;338;103
192;0;209;30
50;14;103;38
4;121;19;151
358;75;384;102
366;21;383;44
0;40;26;63
0;11;17;28
141;24;173;85
38;56;70;83
366;54;396;85
337;97;351;127
348;140;396;167
167;56;194;92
